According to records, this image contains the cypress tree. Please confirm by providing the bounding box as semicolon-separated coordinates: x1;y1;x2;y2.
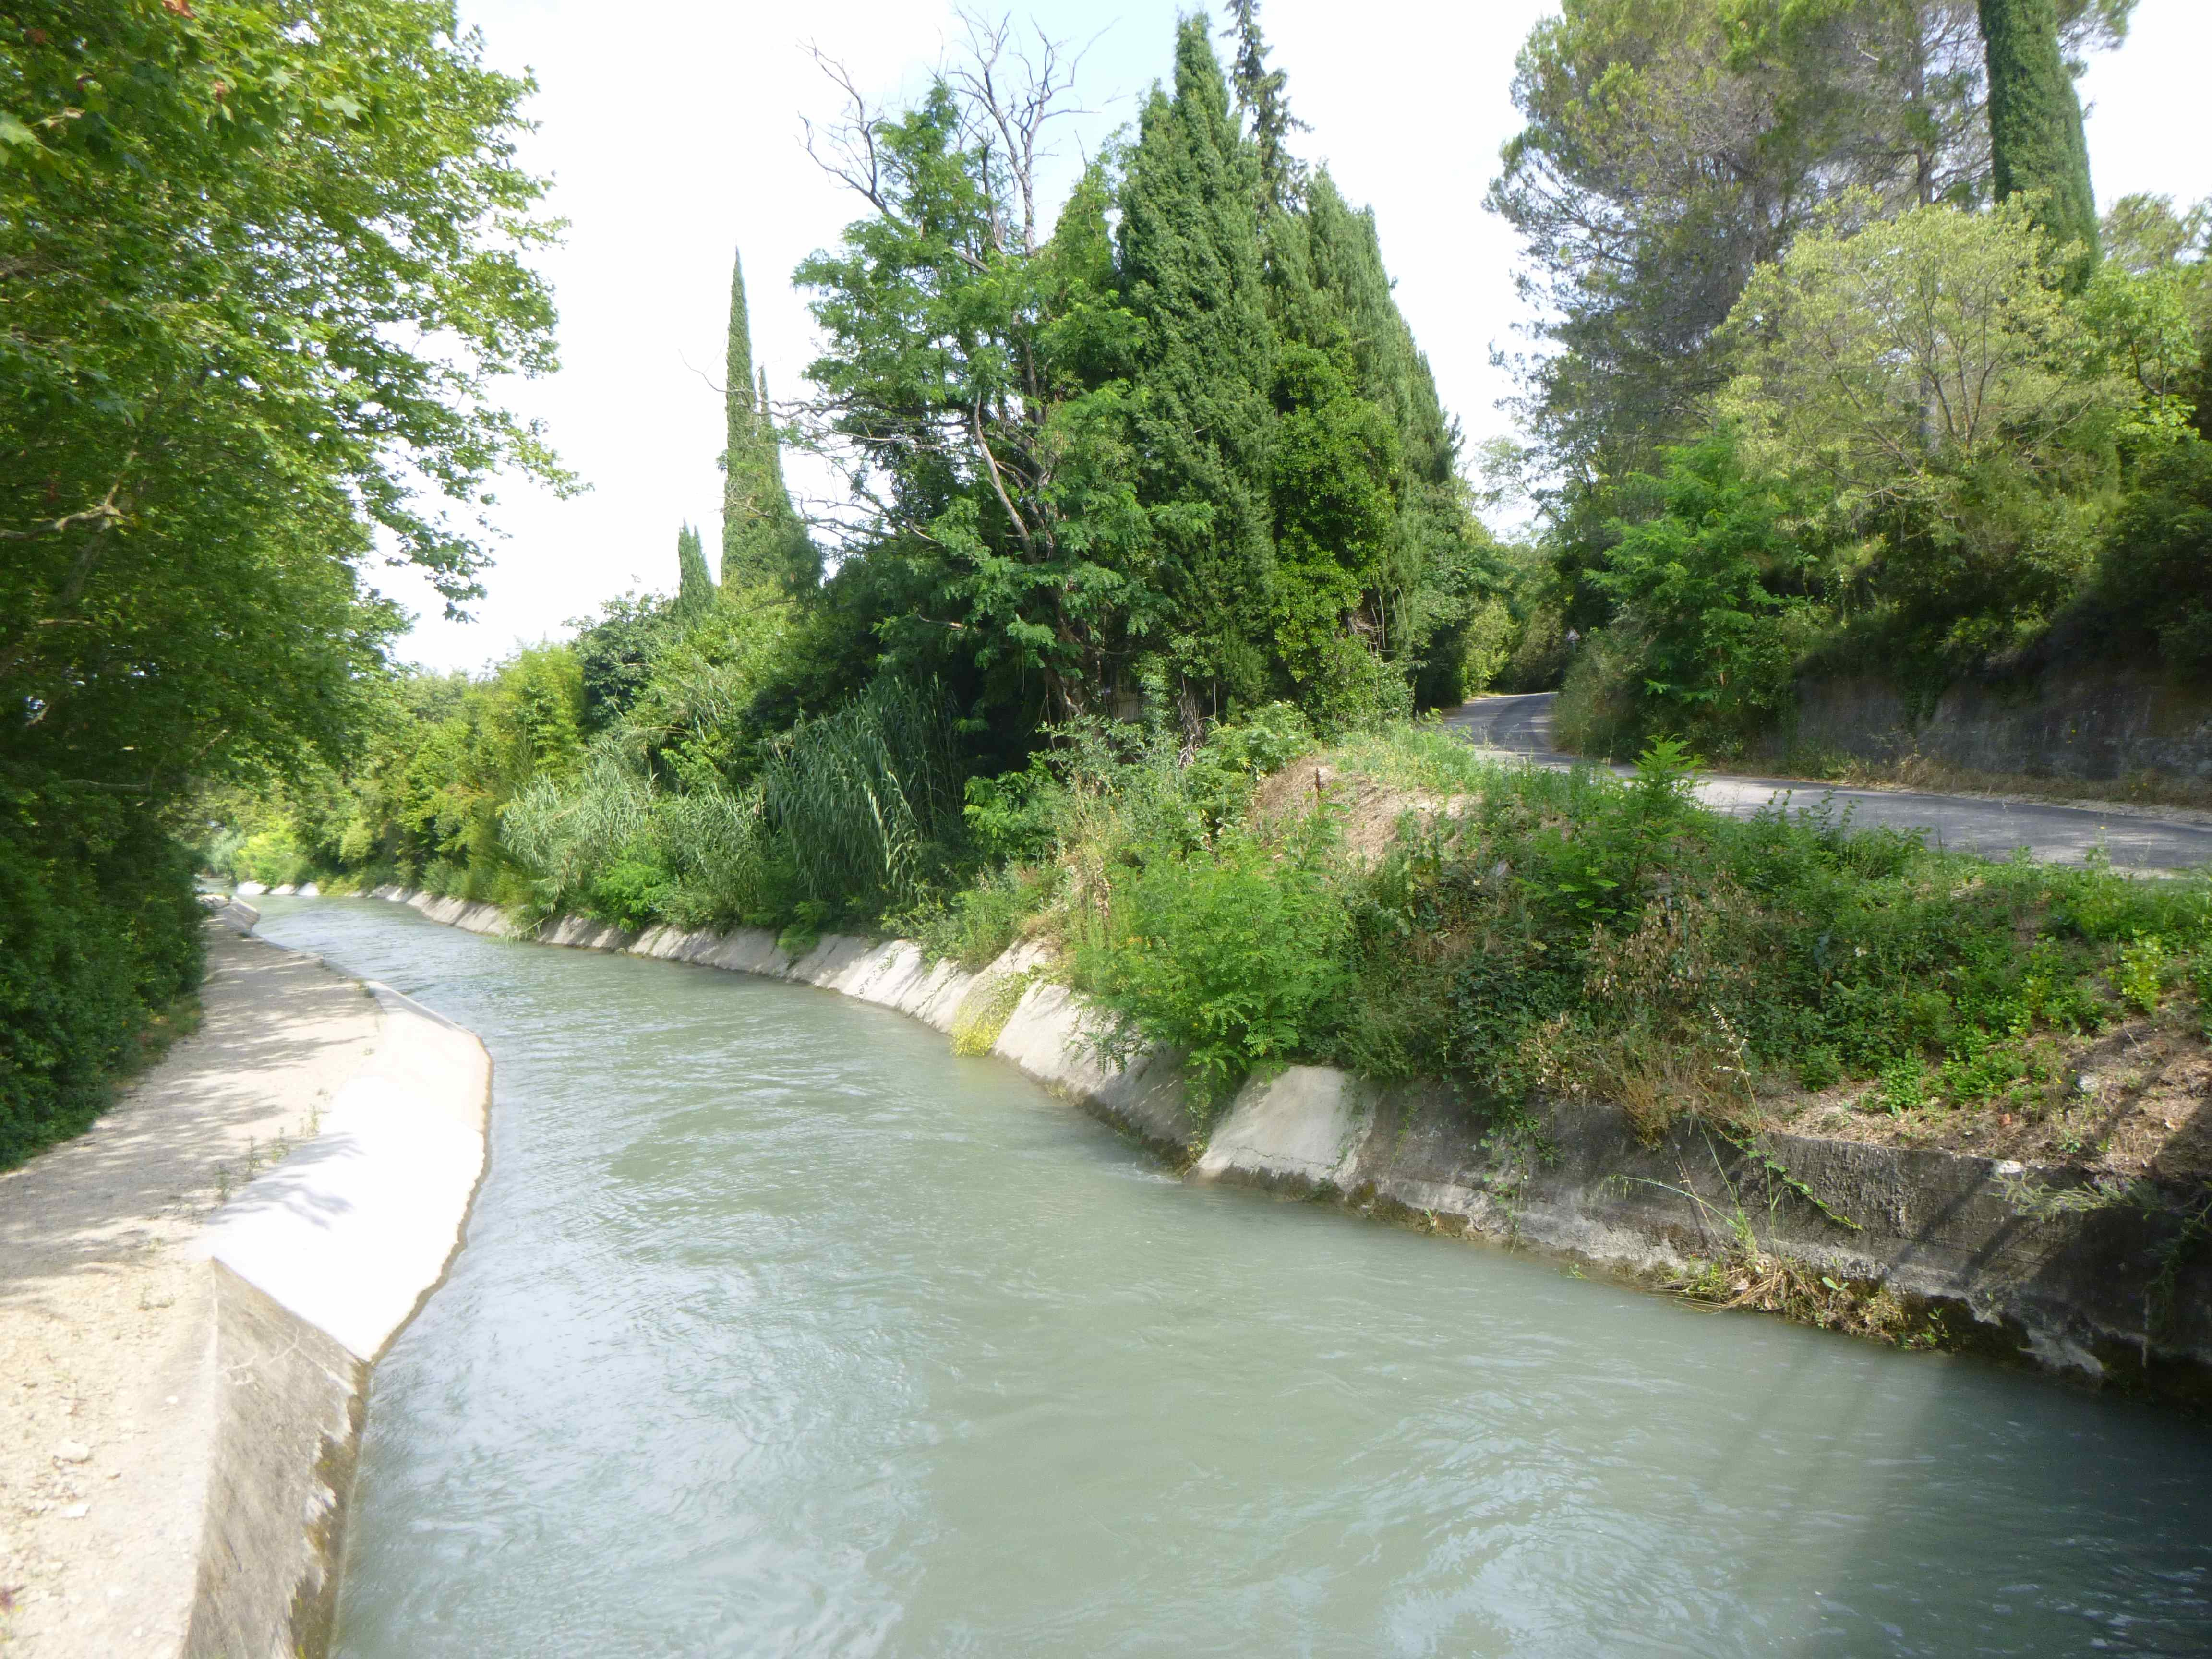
1223;0;1305;214
720;248;817;589
1979;0;2098;288
1267;169;1498;708
1282;172;1454;487
674;521;714;621
1119;16;1278;705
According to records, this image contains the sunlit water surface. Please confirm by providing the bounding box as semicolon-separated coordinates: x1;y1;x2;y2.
252;897;2212;1658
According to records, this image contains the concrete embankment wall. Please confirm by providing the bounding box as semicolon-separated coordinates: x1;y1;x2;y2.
1792;670;2212;783
374;888;2211;1404
186;943;491;1659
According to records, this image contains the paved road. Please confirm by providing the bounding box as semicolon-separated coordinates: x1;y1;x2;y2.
1444;691;2212;872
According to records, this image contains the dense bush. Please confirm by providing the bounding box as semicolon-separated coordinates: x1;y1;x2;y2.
1079;816;1350;1112
2092;434;2212;671
1332;738;2212;1130
1556;433;1820;759
0;791;204;1169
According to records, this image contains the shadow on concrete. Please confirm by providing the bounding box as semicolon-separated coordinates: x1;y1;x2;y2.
0;929;380;1294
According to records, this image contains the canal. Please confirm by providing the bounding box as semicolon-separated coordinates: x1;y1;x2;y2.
252;897;2212;1657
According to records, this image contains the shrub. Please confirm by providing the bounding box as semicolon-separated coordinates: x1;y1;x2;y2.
1080;816;1351;1115
0;789;204;1169
915;865;1051;972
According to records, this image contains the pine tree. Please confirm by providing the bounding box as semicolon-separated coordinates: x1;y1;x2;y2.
1980;0;2099;288
1222;0;1305;214
674;521;714;621
720;248;817;589
1119;17;1278;706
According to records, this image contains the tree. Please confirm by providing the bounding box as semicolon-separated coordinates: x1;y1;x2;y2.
1266;345;1401;719
1269;171;1501;700
675;522;715;620
1719;197;2136;659
1118;16;1279;711
1587;431;1817;746
1222;0;1305;213
796;21;1155;727
1489;0;2133;493
0;0;565;1162
1980;0;2099;288
2;0;565;794
720;248;815;589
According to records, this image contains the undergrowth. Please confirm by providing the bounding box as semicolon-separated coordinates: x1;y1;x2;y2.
931;714;2212;1141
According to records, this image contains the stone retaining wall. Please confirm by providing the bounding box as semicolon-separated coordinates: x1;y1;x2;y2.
1791;670;2212;783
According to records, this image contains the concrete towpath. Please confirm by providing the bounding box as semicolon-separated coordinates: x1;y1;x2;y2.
1445;691;2212;872
0;922;382;1658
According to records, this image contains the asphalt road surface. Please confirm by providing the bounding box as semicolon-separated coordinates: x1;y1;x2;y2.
1444;691;2212;873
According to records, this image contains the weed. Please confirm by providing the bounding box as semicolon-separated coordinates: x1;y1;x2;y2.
1875;1059;1926;1117
1079;810;1350;1118
950;970;1035;1057
2118;935;2172;1016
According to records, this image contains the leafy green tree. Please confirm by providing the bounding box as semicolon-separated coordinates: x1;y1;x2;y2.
797;64;1154;725
2090;193;2212;439
1584;432;1819;747
3;0;565;793
675;522;715;621
2092;436;2212;673
0;0;563;1161
1490;0;2131;493
720;248;814;589
1720;196;2136;661
571;594;676;732
1979;0;2099;288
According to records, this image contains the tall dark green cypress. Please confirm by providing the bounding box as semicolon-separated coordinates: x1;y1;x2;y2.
1979;0;2099;288
1223;0;1304;214
674;521;713;621
720;248;816;589
1276;172;1453;488
1267;169;1493;702
1119;16;1277;705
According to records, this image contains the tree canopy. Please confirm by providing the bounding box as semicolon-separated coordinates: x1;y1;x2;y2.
0;0;563;1163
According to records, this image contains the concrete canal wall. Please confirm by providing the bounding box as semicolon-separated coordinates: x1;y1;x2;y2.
185;944;491;1658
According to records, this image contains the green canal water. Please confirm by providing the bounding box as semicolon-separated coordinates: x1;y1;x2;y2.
252;897;2212;1657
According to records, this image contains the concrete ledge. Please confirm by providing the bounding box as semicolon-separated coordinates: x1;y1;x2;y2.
184;1267;365;1659
184;937;493;1657
372;888;2208;1402
1193;1066;1369;1191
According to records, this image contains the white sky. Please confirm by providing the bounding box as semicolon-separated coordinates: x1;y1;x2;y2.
386;0;2212;673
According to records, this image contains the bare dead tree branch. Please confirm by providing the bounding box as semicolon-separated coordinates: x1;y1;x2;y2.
943;7;1099;255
